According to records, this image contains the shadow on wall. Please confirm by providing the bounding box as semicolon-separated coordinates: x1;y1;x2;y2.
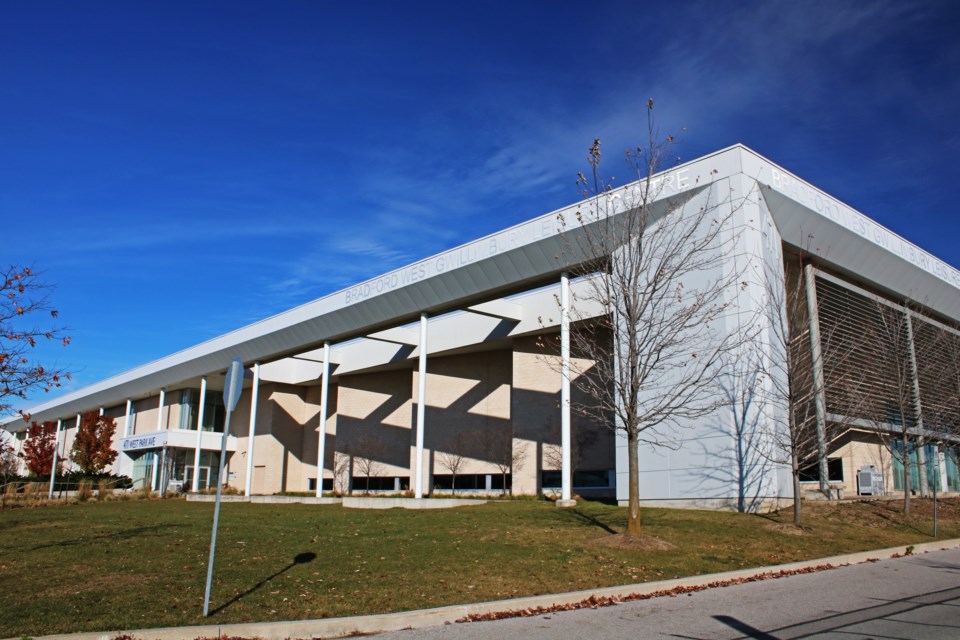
690;364;778;512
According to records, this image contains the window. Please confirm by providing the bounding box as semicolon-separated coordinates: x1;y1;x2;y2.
350;476;408;492
946;448;960;493
126;404;137;436
202;394;226;432
179;389;197;430
307;478;334;492
890;442;939;492
541;470;612;489
799;458;843;483
433;474;488;490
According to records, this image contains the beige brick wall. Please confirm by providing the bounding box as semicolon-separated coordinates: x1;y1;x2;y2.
829;431;895;497
136;334;613;496
512;333;614;494
336;369;413;483
421;350;512;488
297;383;338;488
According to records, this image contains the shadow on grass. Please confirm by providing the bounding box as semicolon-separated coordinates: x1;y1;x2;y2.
30;524;182;550
561;508;619;535
209;551;317;616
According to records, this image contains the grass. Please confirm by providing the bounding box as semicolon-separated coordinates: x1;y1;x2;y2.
1;497;958;637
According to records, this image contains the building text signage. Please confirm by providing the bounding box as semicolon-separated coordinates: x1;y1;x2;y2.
121;432;169;452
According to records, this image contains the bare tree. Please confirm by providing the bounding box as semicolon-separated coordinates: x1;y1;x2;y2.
754;249;848;526
543;420;599;479
436;433;470;496
347;436;386;495
716;347;775;514
331;451;351;495
477;426;526;496
558;101;751;537
1;266;71;419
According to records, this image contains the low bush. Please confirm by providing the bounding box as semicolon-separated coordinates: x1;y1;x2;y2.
97;479;113;501
76;481;93;502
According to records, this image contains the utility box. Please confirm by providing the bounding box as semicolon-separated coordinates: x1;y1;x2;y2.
857;466;885;496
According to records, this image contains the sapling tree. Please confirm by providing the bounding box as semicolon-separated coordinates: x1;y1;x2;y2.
348;436;386;494
558;101;751;537
436;439;469;496
20;420;58;476
71;411;118;475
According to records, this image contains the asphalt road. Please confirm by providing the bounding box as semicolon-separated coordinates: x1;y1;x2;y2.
376;547;960;639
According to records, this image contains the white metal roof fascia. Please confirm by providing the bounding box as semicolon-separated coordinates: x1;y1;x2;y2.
17;144;958;426
740;148;960;320
6;148;733;427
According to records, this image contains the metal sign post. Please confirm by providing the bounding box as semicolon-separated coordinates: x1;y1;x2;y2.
203;358;245;617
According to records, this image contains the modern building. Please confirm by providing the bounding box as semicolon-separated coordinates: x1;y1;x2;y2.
5;145;959;507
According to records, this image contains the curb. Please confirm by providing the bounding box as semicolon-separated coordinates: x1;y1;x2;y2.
22;538;960;640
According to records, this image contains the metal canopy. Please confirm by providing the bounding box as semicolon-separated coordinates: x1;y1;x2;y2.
7;144;959;427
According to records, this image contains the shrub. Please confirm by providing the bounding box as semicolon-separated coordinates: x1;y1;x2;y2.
97;479;113;501
76;481;93;502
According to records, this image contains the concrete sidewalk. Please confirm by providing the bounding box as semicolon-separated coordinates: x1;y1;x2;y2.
21;538;960;640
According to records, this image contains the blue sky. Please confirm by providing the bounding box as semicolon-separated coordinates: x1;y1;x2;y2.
3;1;960;404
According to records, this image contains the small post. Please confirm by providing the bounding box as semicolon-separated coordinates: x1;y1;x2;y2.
203;359;245;617
933;473;938;538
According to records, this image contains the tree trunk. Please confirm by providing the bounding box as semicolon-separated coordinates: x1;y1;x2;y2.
737;436;746;513
626;429;641;537
902;434;912;515
792;471;802;526
789;407;802;527
792;456;802;527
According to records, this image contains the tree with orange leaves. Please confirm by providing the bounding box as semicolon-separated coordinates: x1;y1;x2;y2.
71;411;118;475
1;265;71;419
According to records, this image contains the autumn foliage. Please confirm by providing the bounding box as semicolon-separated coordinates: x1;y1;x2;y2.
21;420;58;476
71;411;118;474
0;265;71;418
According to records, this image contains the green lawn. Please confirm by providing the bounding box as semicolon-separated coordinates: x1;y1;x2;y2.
1;497;957;637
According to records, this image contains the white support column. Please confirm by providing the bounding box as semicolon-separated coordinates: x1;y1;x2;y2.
151;450;160;491
192;377;207;492
159;446;169;494
905;313;929;497
156;389;166;432
414;313;428;499
803;264;830;493
244;362;261;497
70;413;80;471
99;407;104;416
124;399;133;436
316;341;331;498
558;271;575;507
47;419;62;499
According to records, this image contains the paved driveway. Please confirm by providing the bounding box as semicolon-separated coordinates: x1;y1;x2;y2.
377;547;960;639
